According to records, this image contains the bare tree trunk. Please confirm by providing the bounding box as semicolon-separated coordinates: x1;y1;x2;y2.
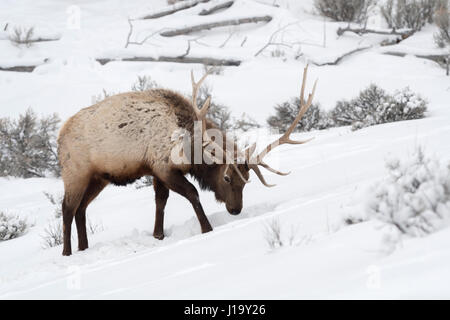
160;15;272;37
199;0;234;15
141;0;211;19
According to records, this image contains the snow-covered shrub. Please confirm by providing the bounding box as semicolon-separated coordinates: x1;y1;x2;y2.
134;176;154;189
0;212;28;241
0;109;60;178
314;0;375;23
367;148;450;236
9;26;34;47
131;75;158;92
331;85;427;131
381;0;440;31
41;221;63;248
434;1;450;47
267;99;331;133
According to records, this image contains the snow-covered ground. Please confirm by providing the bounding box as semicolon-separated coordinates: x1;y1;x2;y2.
0;0;449;299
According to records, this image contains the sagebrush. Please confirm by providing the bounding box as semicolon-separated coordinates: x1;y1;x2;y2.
314;0;375;23
0;212;28;241
0;109;60;178
367;147;450;236
381;0;442;31
268;84;428;132
9;26;34;47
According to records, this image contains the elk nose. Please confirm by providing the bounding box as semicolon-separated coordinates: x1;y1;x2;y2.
230;208;241;215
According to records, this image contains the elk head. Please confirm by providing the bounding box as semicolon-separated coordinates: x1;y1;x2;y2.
189;65;317;215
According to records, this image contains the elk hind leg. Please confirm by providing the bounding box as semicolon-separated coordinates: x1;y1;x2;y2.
62;179;89;256
75;177;107;251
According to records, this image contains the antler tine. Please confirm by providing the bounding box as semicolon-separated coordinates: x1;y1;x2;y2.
249;64;317;188
190;69;213;120
248;164;275;187
259;161;290;176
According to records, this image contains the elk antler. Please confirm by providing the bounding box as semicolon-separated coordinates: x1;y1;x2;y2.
247;64;317;187
190;69;249;183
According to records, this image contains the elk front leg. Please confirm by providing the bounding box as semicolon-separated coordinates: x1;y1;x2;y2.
153;178;169;240
160;171;213;234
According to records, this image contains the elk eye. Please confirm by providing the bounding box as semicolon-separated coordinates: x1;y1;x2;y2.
224;175;231;184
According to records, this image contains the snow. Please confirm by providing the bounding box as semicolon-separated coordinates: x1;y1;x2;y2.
0;0;450;299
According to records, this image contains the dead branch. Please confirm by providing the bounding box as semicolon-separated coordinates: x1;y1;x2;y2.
313;46;372;66
178;36;205;58
383;51;450;72
219;29;236;48
125;18;167;48
254;21;300;57
96;56;241;66
141;0;211;19
337;26;414;39
160;15;272;37
199;0;234;15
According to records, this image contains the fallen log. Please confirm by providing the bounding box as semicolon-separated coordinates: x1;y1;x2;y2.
337;26;414;39
313;46;372;66
383;51;449;70
0;65;36;72
199;0;234;15
142;0;211;19
160;15;272;37
96;56;241;66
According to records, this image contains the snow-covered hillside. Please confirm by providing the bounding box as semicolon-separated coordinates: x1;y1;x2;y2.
0;0;449;299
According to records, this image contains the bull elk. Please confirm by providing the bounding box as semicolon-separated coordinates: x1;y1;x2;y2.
57;65;317;256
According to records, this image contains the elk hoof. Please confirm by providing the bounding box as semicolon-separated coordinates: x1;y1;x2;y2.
62;248;72;256
201;225;213;234
153;233;165;240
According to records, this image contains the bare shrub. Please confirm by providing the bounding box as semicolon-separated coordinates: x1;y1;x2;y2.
0;212;28;241
267;100;331;133
203;64;223;75
367;147;450;237
381;0;441;31
9;26;34;47
314;0;375;23
264;218;300;250
87;218;104;235
43;191;63;218
0;109;60;178
232;113;261;132
131;75;158;92
434;1;450;47
91;89;114;104
41;221;63;249
196;85;232;131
